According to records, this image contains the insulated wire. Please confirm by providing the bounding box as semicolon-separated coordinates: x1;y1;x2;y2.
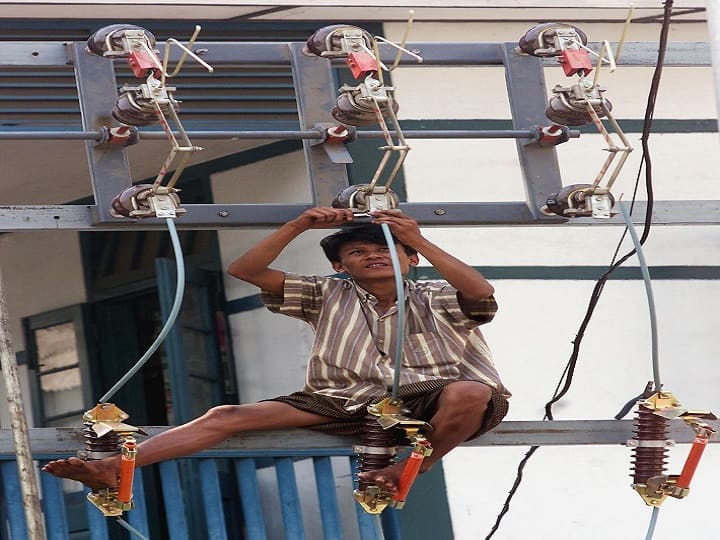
485;3;673;537
617;202;661;391
116;517;150;540
99;217;186;403
618;202;663;540
380;222;406;400
645;507;660;540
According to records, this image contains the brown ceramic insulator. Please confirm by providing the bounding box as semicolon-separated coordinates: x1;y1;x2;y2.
357;415;399;491
86;24;156;57
630;405;669;484
83;422;121;455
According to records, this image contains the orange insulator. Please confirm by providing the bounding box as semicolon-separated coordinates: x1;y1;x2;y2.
676;437;709;490
117;440;138;505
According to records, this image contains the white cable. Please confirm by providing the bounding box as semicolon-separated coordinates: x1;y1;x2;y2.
380;222;405;400
99;217;186;403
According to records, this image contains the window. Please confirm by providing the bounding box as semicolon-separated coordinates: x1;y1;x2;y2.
24;306;92;428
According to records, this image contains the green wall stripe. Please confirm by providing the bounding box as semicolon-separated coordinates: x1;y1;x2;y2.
227;265;718;314
400;118;718;134
412;265;719;281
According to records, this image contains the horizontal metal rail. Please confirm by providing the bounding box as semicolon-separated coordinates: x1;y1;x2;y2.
0;41;711;68
1;200;719;230
0;128;579;141
11;420;719;460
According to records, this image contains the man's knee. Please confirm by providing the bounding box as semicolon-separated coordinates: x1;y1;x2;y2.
440;381;492;414
200;404;247;430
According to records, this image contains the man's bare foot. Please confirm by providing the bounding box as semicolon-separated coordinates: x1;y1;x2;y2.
357;461;407;495
42;457;120;491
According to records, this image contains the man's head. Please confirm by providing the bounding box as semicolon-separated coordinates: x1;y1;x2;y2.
320;224;416;263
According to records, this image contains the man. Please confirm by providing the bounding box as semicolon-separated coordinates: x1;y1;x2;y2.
43;207;508;495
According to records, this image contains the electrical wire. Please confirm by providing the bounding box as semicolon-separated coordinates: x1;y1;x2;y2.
617;202;661;391
116;517;150;540
380;222;406;400
645;507;660;540
99;217;186;403
617;201;663;540
485;3;673;537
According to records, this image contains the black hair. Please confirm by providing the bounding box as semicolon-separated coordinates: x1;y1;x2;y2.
320;224;417;263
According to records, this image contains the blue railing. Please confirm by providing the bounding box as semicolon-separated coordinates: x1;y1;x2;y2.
0;430;401;540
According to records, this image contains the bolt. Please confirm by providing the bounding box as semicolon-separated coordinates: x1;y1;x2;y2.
218;210;229;217
434;209;446;215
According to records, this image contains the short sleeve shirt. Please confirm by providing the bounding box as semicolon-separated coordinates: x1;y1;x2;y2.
262;273;509;409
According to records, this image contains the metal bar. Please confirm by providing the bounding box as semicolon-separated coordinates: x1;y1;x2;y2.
313;457;343;540
289;42;350;205
1;461;28;539
14;420;720;460
706;2;720;136
275;457;305;540
127;467;150;539
235;458;269;540
0;128;580;140
0;42;711;68
0;264;46;539
502;42;564;221
69;41;133;224
156;257;192;424
39;469;69;540
380;509;402;540
199;459;229;540
3;200;720;230
350;458;381;540
158;461;190;540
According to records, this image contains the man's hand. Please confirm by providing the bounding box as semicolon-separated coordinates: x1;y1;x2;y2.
369;210;424;249
371;209;495;301
291;207;356;230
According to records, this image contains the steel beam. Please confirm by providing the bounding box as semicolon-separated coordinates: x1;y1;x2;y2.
0;42;712;68
9;420;719;460
0;129;574;141
289;42;350;205
502;42;564;221
2;201;720;230
70;41;133;224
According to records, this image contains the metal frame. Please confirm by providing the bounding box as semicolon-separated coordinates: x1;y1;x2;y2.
7;421;719;459
0;39;714;230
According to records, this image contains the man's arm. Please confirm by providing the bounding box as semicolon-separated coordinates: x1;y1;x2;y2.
227;207;354;295
370;210;495;302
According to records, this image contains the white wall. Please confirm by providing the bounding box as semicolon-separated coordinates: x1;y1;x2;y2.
381;18;720;540
207;16;720;540
0;232;86;428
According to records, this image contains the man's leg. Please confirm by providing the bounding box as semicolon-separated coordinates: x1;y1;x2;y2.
42;401;335;490
358;381;492;494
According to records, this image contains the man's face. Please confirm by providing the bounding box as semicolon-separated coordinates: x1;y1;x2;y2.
332;241;417;280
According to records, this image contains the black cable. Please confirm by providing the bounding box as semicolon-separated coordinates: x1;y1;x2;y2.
485;3;673;536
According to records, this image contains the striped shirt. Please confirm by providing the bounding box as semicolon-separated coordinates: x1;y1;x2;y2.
262;273;509;410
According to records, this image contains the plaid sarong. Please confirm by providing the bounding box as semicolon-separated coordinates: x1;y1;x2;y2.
266;379;508;439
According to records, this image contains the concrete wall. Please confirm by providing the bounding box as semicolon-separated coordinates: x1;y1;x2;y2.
0;231;86;428
381;18;720;540
211;17;720;540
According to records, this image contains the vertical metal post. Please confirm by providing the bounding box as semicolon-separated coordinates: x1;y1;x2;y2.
288;43;350;206
0;264;47;540
70;42;134;224
706;2;720;136
501;42;564;219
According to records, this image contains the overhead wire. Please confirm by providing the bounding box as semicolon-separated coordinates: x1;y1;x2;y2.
380;222;407;400
484;2;673;537
99;217;186;403
618;201;663;540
